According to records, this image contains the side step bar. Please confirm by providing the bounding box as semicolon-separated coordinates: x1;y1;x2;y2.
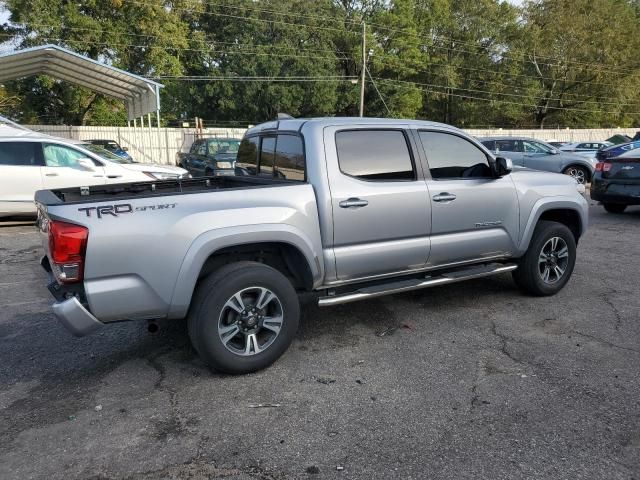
317;263;518;307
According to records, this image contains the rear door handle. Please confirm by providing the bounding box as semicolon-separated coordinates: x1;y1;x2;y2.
107;175;122;179
45;173;58;177
339;198;369;208
433;192;457;203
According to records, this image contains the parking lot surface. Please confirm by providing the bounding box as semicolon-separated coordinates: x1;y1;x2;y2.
1;204;639;480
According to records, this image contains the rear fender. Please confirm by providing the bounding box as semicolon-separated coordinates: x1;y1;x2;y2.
168;224;322;319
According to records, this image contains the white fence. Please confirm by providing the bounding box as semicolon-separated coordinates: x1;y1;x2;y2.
25;124;638;165
25;125;247;165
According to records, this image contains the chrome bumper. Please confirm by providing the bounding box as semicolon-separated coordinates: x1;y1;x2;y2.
52;296;104;337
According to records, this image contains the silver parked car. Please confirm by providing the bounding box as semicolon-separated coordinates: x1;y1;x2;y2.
559;141;612;159
478;137;597;184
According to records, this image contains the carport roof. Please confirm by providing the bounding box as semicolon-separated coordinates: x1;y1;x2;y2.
0;44;163;121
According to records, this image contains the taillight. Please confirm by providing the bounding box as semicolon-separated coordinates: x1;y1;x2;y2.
48;220;88;284
595;162;612;172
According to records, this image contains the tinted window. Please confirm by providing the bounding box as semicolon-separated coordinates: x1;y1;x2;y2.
274;134;305;181
190;140;200;154
0;142;41;166
197;142;207;156
420;131;492;179
495;139;522;153
480;140;495;150
43;144;90;168
259;136;276;176
236;136;259;174
336;130;414;181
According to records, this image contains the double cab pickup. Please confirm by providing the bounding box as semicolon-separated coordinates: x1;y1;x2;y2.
37;118;588;373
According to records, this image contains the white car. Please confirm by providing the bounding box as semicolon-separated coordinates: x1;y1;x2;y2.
559;141;612;159
0;126;189;217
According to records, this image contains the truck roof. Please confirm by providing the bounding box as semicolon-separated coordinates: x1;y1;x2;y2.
245;117;464;136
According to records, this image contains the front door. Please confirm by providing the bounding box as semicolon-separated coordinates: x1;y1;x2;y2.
522;140;556;171
494;139;525;166
41;143;107;189
324;126;431;281
417;130;519;267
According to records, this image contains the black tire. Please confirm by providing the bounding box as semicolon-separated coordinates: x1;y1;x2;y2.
187;261;300;374
512;220;577;296
603;203;627;214
562;165;589;184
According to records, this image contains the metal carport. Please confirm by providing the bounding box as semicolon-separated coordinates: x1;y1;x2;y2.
0;44;163;126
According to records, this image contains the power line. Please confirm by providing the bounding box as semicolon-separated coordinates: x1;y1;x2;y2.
375;77;637;108
376;78;640;115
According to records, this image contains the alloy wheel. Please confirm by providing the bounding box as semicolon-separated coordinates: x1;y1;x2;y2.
218;287;284;356
538;236;570;284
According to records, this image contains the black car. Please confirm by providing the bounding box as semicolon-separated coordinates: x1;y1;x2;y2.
591;152;640;213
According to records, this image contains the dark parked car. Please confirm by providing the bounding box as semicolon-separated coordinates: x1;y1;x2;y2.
176;137;240;177
595;140;640;162
86;139;133;161
591;150;640;213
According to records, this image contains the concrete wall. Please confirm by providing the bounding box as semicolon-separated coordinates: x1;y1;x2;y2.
26;125;638;165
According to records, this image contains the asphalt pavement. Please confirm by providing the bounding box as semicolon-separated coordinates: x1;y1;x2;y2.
1;204;639;480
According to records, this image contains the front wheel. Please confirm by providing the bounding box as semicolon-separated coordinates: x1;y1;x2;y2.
512;220;577;296
187;262;300;374
603;203;627;214
562;165;589;184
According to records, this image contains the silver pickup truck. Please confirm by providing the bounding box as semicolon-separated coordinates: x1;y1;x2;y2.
36;117;589;373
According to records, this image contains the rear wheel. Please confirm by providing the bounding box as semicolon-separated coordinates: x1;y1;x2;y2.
562;165;589;184
603;203;627;214
187;261;300;374
512;220;576;296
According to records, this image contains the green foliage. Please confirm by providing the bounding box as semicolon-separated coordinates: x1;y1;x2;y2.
2;0;639;128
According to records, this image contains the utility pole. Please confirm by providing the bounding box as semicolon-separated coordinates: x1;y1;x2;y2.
359;21;366;117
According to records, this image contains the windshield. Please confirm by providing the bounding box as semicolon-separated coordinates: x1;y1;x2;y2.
209;139;241;155
81;143;134;163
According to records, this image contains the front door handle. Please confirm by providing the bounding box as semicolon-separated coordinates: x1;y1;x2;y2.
45;173;58;177
433;192;457;203
107;175;122;179
339;198;369;208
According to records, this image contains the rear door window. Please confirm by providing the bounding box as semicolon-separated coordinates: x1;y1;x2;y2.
336;130;415;181
0;142;43;166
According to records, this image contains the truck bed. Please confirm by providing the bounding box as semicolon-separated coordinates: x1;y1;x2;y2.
35;175;291;205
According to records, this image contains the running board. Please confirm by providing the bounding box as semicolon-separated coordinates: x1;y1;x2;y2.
317;263;518;307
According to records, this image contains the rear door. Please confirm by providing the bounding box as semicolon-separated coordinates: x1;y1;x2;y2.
0;141;44;215
418;130;519;267
41;143;107;189
324;126;431;281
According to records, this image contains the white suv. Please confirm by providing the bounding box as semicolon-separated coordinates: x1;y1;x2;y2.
0;126;189;217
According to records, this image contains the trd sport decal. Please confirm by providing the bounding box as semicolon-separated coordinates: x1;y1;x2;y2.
78;203;177;218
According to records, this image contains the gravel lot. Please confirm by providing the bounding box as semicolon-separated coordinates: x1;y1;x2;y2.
1;204;639;480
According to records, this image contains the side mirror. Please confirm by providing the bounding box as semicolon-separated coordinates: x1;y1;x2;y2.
495;157;513;176
550;149;559;155
122;146;128;152
77;158;96;171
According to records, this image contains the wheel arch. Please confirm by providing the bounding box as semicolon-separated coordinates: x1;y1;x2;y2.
168;225;322;319
517;199;588;254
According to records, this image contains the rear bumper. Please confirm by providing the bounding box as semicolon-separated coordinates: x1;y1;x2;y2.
52;297;104;337
591;178;640;205
42;256;104;336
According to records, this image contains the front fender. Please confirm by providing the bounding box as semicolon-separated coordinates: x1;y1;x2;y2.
167;224;323;319
516;196;588;255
